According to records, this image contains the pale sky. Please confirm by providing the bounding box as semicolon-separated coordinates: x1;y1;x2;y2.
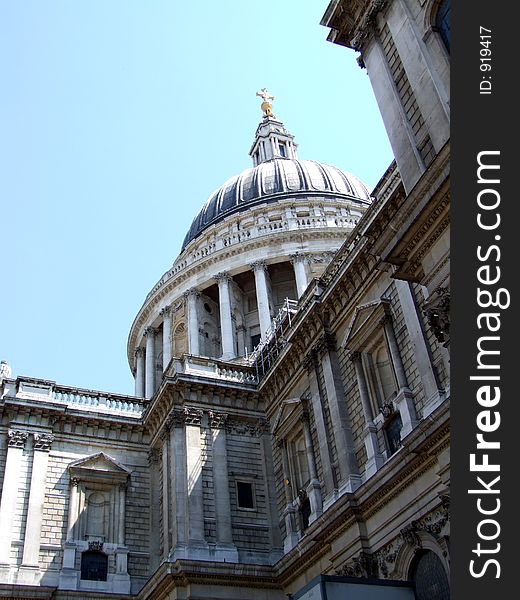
0;0;393;396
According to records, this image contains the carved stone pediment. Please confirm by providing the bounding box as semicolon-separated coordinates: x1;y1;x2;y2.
271;396;306;440
68;452;130;485
342;299;391;351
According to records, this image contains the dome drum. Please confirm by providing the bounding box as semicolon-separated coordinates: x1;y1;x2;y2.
128;119;372;399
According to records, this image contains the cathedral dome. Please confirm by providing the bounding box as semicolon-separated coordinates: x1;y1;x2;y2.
182;157;370;250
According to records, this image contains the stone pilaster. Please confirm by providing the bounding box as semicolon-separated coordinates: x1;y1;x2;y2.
0;430;29;573
318;333;361;492
19;433;54;582
279;440;299;553
210;412;238;562
303;352;335;495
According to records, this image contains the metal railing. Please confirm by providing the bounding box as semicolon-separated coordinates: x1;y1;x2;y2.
245;297;298;380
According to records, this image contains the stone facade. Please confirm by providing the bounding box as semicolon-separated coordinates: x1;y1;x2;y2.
0;1;450;598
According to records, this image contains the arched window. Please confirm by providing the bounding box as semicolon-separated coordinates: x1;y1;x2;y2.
435;0;451;53
81;550;108;581
411;550;450;600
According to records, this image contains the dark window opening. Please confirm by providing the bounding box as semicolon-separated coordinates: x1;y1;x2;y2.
435;0;451;53
203;302;212;314
411;550;450;600
250;334;261;350
385;412;403;456
236;481;255;509
80;551;108;582
279;143;287;157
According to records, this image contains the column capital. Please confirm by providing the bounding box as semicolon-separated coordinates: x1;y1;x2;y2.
33;432;54;452
250;259;267;272
160;305;172;317
134;346;145;358
214;271;232;284
7;429;29;448
209;410;229;429
71;477;80;487
144;326;157;338
183;288;200;299
289;252;307;264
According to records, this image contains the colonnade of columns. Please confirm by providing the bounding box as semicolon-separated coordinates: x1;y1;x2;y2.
134;256;311;397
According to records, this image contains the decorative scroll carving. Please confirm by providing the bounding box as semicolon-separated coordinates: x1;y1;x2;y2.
159;305;171;317
7;430;29;448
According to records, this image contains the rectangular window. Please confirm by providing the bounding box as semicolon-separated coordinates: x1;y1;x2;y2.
279;143;286;157
236;481;255;509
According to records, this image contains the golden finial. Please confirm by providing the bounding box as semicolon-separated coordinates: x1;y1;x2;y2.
256;88;275;117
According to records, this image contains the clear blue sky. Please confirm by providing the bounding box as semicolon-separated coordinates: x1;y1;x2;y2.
0;1;393;396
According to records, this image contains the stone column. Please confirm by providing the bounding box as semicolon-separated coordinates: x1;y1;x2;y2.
20;433;54;575
215;272;236;361
279;440;299;553
66;478;80;543
161;306;172;371
210;412;238;562
319;334;361;492
134;347;145;398
117;484;126;546
251;260;272;340
381;314;419;437
184;289;200;356
290;253;308;298
301;411;322;524
144;327;156;399
0;430;28;567
350;352;384;478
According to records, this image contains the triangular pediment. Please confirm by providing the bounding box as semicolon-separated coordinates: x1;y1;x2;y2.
343;299;391;351
68;452;130;475
272;397;304;438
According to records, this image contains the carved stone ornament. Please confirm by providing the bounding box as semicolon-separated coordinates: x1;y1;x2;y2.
336;551;377;578
7;430;29;448
184;407;204;426
209;411;228;429
33;433;55;452
148;447;161;464
400;522;422;549
423;287;450;347
379;400;395;419
88;540;104;552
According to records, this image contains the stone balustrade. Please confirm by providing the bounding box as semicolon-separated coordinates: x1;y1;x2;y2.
1;377;146;418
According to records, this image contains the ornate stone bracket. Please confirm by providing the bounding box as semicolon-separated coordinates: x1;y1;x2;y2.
423;287;450;347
